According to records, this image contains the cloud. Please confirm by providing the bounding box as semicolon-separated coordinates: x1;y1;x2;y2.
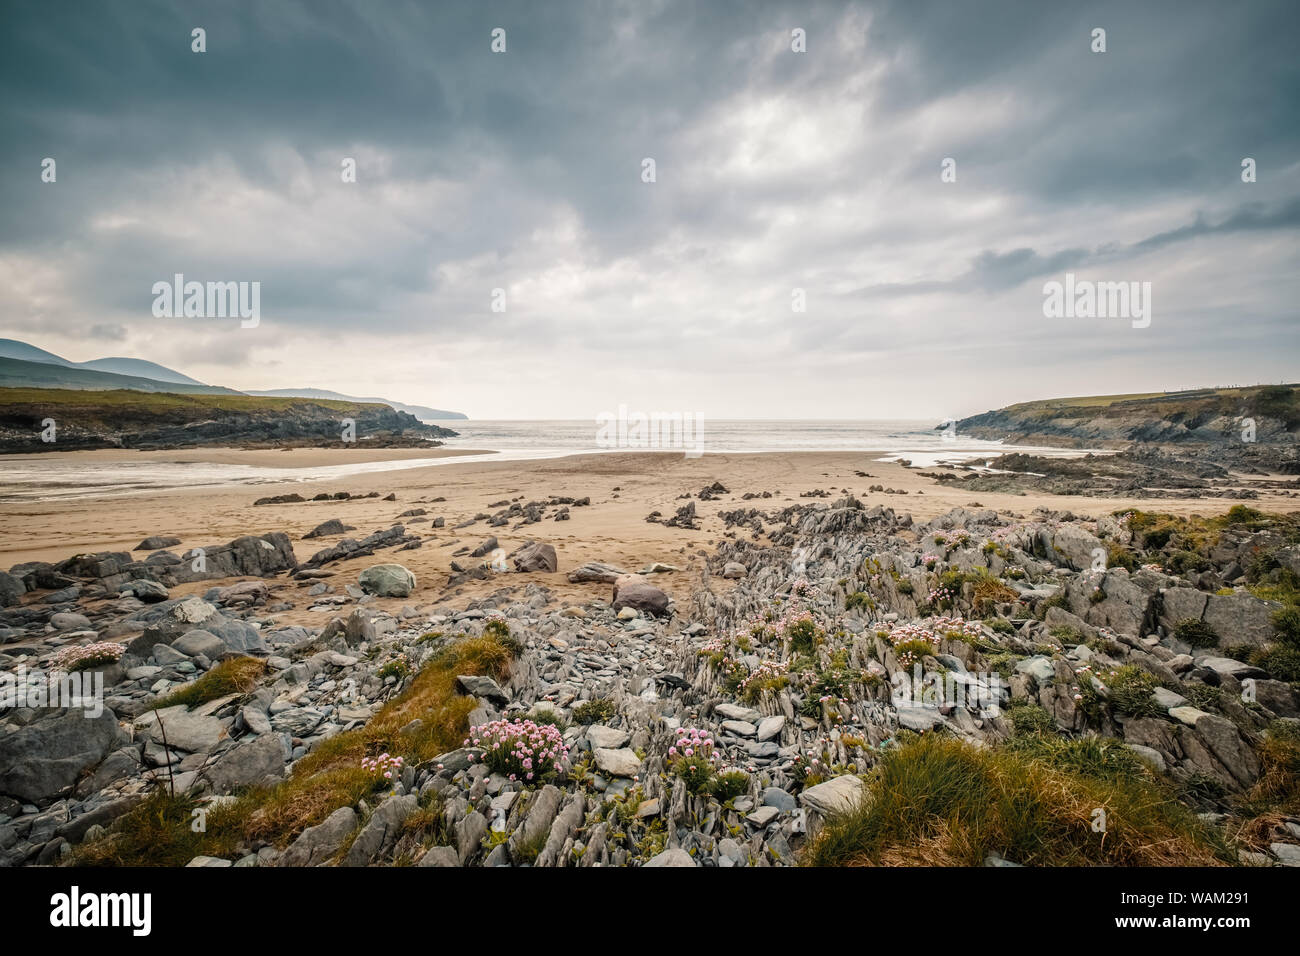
0;0;1297;418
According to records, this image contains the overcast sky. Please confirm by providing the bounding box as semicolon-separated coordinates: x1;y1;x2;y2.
1;0;1297;420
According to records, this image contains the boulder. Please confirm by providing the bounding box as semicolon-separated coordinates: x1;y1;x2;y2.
0;707;123;802
201;733;287;793
611;575;671;617
799;774;866;816
133;705;228;753
279;806;358;866
513;542;558;573
358;564;416;598
135;536;181;551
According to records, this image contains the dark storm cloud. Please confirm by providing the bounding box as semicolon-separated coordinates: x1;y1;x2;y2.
0;0;1297;417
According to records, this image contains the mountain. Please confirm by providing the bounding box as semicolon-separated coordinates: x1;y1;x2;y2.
0;338;77;367
0;338;467;418
0;356;241;395
245;388;468;421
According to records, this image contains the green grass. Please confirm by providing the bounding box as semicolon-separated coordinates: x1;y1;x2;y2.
0;386;382;414
803;735;1231;867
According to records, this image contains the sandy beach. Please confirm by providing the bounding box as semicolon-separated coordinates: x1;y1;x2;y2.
2;447;1294;627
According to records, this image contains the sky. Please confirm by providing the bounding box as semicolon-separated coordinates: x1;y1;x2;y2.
1;0;1297;420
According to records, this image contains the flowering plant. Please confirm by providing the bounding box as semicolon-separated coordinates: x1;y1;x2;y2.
376;652;412;681
50;642;126;673
361;752;404;781
885;623;941;668
466;718;568;782
668;726;717;794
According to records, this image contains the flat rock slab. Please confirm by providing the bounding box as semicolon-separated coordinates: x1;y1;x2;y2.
593;747;642;778
799;774;866;816
644;847;697;867
586;725;630;750
134;705;227;753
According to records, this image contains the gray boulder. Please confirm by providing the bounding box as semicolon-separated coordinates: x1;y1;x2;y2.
611;575;671;617
513;542;558;573
358;564;416;598
279;806;358;866
0;708;122;802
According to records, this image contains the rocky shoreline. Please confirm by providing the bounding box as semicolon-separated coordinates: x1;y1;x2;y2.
0;388;457;453
2;494;1299;867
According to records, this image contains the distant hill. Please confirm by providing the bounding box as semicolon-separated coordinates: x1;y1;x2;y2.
245;388;467;421
0;356;241;395
0;386;458;452
0;338;78;367
78;357;207;386
0;338;467;418
955;384;1300;447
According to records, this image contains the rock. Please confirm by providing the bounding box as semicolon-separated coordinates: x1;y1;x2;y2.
799;775;866;816
513;542;558;573
1271;843;1300;867
722;562;747;579
644;847;697;867
136;536;182;551
716;703;761;722
201;733;286;793
270;707;325;737
756;715;785;742
1151;686;1188;711
509;785;561;860
171;630;228;659
747;805;780;827
1191;714;1260;789
721;719;757;738
343;794;418;866
304;519;353;539
0;570;25;607
0;708;122;802
611;575;671;617
1124;744;1167;773
358;564;416;598
279;807;358;866
586;725;630;750
1014;656;1056;684
1036;524;1103;571
50;611;93;631
416;845;459;867
1198;657;1266;680
761;787;797;812
456;674;508;705
897;708;946;732
566;562;626;584
186;855;232;867
134;705;228;753
122;579;169;602
470;537;499;558
593;747;642;778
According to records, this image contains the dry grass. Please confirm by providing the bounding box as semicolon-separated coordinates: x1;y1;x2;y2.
75;632;515;866
148;656;267;710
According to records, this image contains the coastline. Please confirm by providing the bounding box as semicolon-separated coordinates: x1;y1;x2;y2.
1;448;1294;620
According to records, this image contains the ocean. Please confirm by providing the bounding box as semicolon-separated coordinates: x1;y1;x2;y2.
0;419;1082;502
